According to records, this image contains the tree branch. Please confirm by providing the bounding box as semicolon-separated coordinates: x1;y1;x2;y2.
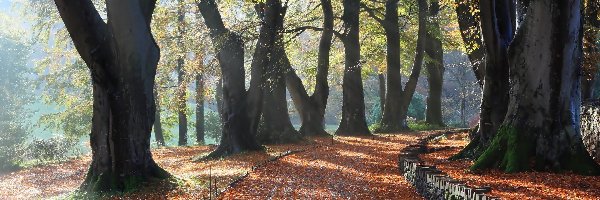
360;3;384;24
53;0;111;83
284;26;344;40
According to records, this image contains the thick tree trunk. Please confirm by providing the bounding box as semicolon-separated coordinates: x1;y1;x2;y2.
286;0;333;137
472;0;600;175
195;74;205;144
176;1;188;146
582;0;600;100
515;0;529;27
215;78;224;121
153;88;165;146
378;0;405;132
256;44;301;144
336;0;371;136
198;0;264;158
55;0;169;192
256;2;302;144
455;0;485;87
452;0;514;160
425;0;445;127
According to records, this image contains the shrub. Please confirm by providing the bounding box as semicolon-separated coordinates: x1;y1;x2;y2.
0;122;27;172
408;121;443;131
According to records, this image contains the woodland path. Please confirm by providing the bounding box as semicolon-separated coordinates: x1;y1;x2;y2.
0;132;430;199
219;133;426;199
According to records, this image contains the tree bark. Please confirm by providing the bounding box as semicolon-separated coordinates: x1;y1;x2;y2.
195;74;205;144
379;0;405;132
336;0;371;136
153;88;165;146
397;0;427;129
255;1;302;144
452;0;514;160
215;77;224;121
472;0;600;175
54;0;169;192
363;0;426;132
286;0;333;137
454;0;485;87
198;0;265;158
582;0;600;100
425;0;445;127
176;0;188;146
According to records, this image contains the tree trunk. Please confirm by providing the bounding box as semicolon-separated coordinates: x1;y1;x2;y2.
255;2;302;144
378;0;404;132
362;0;426;132
452;0;514;160
153;88;165;146
397;0;427;129
176;0;188;146
256;44;301;144
195;74;205;144
472;0;600;175
455;0;485;87
425;0;445;127
215;77;224;121
55;0;169;192
582;0;600;100
336;0;371;136
286;0;333;137
198;0;264;158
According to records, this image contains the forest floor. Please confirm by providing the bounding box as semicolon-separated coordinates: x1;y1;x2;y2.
0;132;429;199
421;132;600;199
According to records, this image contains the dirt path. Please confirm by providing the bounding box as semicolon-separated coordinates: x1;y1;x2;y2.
220;134;426;199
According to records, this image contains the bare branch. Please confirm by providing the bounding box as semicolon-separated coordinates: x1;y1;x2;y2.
360;3;384;24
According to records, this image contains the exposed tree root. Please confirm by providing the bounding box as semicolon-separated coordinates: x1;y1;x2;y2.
299;123;329;137
449;127;485;160
470;126;533;173
200;144;265;161
80;164;171;194
470;126;600;175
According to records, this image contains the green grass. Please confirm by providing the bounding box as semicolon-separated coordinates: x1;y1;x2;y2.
407;121;444;131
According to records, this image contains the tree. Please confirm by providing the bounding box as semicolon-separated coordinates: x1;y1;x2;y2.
28;1;95;142
285;0;334;137
153;87;166;146
452;0;514;159
0;28;31;171
424;0;445;127
54;0;170;192
471;0;600;175
454;0;485;87
195;72;205;144
336;0;370;136
197;0;277;158
582;0;600;100
255;1;302;144
176;0;188;146
362;0;427;132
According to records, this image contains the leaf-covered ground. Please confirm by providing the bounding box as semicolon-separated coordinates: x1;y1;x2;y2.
0;133;428;199
421;132;600;199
